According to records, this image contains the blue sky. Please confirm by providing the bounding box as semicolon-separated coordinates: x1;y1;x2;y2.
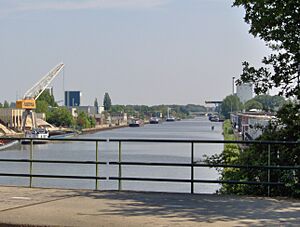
0;0;270;106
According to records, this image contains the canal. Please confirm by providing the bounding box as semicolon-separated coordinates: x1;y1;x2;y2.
0;117;223;194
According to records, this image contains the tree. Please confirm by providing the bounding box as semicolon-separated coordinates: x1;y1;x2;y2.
94;98;98;108
234;0;300;99
76;111;91;129
103;93;112;111
252;95;286;112
244;99;263;111
37;90;57;107
221;95;243;119
47;107;74;127
36;100;49;113
0;103;2;108
3;100;9;108
110;105;125;113
208;102;300;197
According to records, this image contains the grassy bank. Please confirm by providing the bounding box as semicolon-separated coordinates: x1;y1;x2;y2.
222;119;240;160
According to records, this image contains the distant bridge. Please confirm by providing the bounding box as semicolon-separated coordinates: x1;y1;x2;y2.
205;101;223;105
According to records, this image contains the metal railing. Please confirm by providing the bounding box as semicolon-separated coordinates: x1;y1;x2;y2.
0;137;299;195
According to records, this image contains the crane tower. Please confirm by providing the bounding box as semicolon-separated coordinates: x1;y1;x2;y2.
16;63;65;131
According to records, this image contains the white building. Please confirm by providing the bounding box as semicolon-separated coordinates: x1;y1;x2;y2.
230;112;275;140
236;83;253;103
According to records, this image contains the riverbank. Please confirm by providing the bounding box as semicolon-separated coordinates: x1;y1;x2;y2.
80;124;128;135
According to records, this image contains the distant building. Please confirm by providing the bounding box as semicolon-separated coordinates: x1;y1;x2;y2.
75;106;98;115
111;112;128;126
230;111;275;140
65;91;81;107
236;83;253;103
98;106;105;114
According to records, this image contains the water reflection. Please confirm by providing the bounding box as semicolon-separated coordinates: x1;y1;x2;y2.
0;117;223;193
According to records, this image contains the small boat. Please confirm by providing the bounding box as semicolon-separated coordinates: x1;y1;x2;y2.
22;128;49;144
166;107;176;122
166;116;176;122
209;115;220;122
128;119;144;127
149;117;160;124
0;140;19;151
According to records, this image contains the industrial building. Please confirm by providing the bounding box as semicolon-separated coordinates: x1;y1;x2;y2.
236;83;253;103
0;108;47;131
65;91;81;107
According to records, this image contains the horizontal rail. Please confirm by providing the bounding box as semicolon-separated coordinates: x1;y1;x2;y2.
0;173;106;180
1;159;300;170
0;159;107;165
110;162;300;170
0;136;299;194
109;177;290;186
1;137;300;145
0;173;293;186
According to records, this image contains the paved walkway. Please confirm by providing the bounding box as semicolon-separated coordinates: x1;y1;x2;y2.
0;186;299;226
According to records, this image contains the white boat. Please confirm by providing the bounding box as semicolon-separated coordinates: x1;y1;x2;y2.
166;116;176;122
22;128;49;144
0;140;19;151
149;117;160;124
166;107;176;122
128;118;144;127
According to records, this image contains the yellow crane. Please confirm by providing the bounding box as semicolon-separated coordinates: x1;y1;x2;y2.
16;63;65;131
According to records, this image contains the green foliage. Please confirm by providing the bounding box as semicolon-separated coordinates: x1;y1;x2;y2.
3;100;9;108
76;111;96;129
35;90;58;113
252;95;286;112
109;104;206;120
233;0;300;98
223;120;236;141
110;105;125;113
76;111;91;129
36;100;49;113
244;99;263;111
47;107;74;127
221;95;243;119
207;103;300;197
37;90;57;108
0;103;2;108
89;116;96;128
103;93;112;111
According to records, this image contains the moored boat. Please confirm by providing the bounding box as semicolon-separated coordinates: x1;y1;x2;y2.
149;117;160;124
22;128;49;144
0;140;19;151
166;116;176;122
128;118;144;127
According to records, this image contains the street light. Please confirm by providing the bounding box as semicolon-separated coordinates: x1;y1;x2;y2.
232;76;235;95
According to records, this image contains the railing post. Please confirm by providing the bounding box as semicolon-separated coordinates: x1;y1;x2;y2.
267;144;271;197
95;141;99;190
118;141;122;191
191;142;194;194
29;139;33;188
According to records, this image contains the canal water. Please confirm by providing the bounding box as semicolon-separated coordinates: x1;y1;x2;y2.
0;117;224;194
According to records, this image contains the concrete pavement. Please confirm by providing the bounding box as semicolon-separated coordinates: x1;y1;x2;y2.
0;186;299;226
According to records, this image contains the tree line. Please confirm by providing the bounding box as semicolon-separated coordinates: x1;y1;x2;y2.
220;94;287;119
207;0;300;197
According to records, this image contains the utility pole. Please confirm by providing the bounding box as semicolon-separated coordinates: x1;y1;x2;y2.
232;76;235;95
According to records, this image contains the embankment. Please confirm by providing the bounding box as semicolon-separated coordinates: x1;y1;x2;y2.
80;124;128;134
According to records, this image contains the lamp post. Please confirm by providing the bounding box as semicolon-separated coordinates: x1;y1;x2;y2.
232;76;235;95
